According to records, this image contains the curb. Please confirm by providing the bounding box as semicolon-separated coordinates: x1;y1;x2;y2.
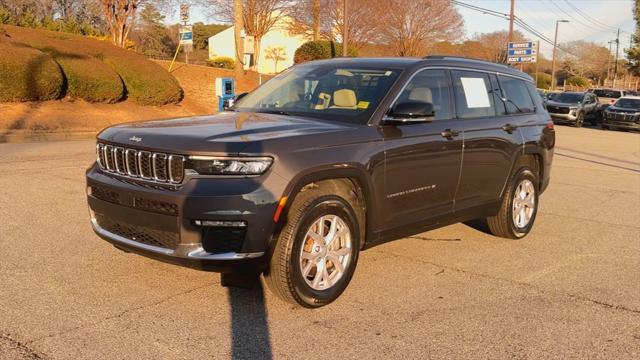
0;131;97;144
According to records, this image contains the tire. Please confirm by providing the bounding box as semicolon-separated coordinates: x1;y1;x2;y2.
575;112;584;128
264;187;361;308
486;167;539;239
602;125;609;130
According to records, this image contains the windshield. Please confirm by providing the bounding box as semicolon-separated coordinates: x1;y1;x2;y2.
552;93;583;103
593;89;622;98
614;98;640;109
233;64;401;124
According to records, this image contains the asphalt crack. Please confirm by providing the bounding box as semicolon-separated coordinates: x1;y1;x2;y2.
25;282;213;345
377;249;640;316
0;333;46;359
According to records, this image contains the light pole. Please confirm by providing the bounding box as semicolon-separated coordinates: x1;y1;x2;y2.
551;19;569;91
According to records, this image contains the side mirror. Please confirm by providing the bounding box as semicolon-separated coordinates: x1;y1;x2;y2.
384;101;434;124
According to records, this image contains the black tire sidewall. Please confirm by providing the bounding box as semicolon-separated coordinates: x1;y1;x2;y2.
506;168;539;239
288;195;360;307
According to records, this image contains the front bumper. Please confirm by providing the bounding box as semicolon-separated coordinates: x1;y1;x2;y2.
602;120;640;130
86;164;287;272
549;112;578;123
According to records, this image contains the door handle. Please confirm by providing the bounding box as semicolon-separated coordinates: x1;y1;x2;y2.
441;129;460;138
501;123;518;133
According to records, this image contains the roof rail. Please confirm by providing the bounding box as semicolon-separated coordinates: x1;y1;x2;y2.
423;55;511;69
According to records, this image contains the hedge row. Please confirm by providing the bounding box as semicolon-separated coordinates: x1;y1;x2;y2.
294;41;358;64
0;25;182;105
0;41;64;101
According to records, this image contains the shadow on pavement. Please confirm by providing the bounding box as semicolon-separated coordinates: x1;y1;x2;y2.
226;281;273;360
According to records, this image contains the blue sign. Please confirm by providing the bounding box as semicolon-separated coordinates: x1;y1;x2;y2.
182;32;193;40
508;48;537;56
507;41;539;63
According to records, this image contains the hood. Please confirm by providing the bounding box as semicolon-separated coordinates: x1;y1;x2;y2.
606;106;640;114
546;101;579;107
97;112;352;155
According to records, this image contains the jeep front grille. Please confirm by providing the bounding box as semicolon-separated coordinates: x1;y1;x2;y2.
96;143;185;184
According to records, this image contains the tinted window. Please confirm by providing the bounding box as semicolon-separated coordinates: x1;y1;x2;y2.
498;75;535;113
451;70;496;119
489;74;507;116
395;69;452;120
614;98;640;109
553;93;583;103
593;89;622;98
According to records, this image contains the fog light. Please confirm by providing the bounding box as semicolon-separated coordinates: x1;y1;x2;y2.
193;220;247;227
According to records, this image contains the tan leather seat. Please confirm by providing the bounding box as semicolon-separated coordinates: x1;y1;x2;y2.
330;89;358;110
408;87;433;103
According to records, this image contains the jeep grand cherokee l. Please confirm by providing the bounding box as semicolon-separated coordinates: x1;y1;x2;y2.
87;57;555;307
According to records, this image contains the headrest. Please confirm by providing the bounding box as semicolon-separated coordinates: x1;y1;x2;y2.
408;87;433;103
333;89;357;108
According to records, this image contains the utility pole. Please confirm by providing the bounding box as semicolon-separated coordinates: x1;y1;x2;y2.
342;0;348;57
234;0;244;79
606;40;614;83
551;20;569;91
613;28;620;83
508;0;515;43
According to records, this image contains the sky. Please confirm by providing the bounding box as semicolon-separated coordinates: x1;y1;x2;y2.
169;0;636;59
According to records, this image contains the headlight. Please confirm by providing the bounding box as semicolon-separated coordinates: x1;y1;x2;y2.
188;156;272;175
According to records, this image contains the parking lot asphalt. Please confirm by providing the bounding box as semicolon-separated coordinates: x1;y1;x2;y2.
1;125;639;359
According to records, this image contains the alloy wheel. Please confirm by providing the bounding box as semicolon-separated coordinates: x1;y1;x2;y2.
512;179;536;229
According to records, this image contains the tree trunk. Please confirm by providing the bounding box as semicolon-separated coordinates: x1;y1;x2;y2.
234;0;245;79
251;36;262;72
312;0;321;41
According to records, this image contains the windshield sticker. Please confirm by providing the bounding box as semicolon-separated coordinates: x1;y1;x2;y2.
461;77;490;108
357;101;370;109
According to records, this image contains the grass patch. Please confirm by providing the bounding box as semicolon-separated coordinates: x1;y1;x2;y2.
0;41;64;101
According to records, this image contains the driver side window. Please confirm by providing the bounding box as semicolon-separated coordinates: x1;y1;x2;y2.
396;69;453;120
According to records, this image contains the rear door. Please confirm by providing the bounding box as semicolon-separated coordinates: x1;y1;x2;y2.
453;71;528;210
381;69;464;230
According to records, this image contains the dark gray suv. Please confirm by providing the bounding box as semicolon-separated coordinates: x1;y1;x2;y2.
86;56;555;307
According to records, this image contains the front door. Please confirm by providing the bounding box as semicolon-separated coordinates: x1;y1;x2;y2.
381;69;463;230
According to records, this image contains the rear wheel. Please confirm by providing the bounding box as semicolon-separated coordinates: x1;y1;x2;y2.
265;187;360;308
487;167;539;239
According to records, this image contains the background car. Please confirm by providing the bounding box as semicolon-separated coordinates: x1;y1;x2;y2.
589;88;634;113
545;91;599;127
601;96;640;131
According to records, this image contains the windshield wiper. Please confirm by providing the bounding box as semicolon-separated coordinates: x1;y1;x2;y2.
256;109;293;116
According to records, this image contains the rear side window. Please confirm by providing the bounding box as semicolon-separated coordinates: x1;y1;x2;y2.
498;75;535;114
451;70;496;119
395;69;452;120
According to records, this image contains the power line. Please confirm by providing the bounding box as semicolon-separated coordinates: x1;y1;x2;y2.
545;0;616;35
563;0;632;36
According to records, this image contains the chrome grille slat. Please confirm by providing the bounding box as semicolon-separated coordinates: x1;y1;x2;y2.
114;147;126;174
95;143;185;185
168;155;185;183
152;153;168;182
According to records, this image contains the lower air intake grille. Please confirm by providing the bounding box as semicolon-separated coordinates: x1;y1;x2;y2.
201;227;246;254
95;213;179;250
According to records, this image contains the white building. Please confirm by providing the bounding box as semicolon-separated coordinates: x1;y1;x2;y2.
208;17;308;74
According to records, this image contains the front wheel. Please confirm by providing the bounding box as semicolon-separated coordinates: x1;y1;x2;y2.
486;167;539;239
265;189;360;308
575;112;584;127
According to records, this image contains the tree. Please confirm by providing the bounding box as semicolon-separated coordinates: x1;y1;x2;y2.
471;30;526;63
134;4;173;57
287;0;332;40
374;0;463;56
626;0;640;75
205;0;289;70
99;0;168;47
192;22;229;50
265;45;286;72
233;0;244;78
560;40;612;82
329;0;379;51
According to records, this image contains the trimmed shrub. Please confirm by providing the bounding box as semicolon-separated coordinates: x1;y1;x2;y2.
207;56;235;69
1;25;183;105
566;75;590;88
0;41;64;101
55;56;124;103
294;41;358;64
534;72;552;89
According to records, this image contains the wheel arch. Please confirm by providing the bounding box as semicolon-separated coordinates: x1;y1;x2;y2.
273;164;375;249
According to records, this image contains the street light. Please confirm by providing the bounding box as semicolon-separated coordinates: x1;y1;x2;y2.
551;19;569;91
